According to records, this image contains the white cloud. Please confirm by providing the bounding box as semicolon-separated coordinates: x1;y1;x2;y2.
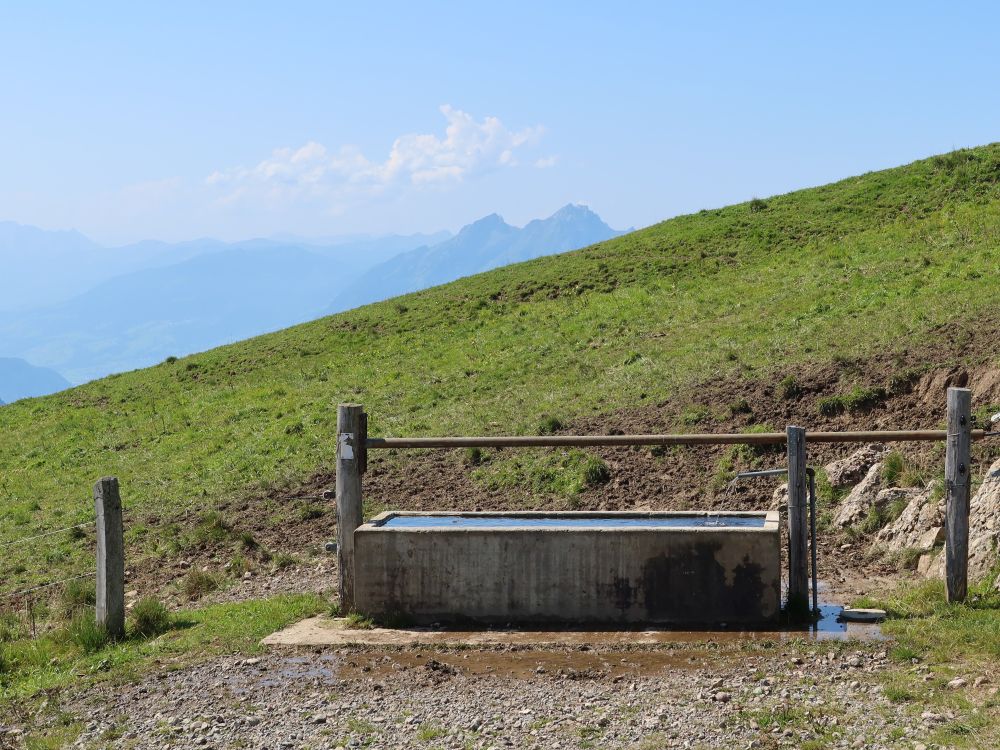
206;106;544;208
534;155;558;168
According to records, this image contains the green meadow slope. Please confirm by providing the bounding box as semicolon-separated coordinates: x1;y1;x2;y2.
2;145;1000;593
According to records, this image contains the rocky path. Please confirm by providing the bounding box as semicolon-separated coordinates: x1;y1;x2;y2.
68;644;956;750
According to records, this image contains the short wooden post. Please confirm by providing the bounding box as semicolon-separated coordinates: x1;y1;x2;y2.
945;387;972;603
336;404;365;612
786;425;809;616
94;476;125;639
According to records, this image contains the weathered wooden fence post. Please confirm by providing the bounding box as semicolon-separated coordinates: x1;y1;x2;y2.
945;387;972;603
786;425;809;616
336;404;365;612
94;476;125;639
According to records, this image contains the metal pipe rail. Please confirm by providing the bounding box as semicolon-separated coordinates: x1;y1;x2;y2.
367;429;988;450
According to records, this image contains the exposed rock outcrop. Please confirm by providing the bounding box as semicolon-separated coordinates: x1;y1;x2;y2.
770;483;787;511
832;463;883;528
873;486;943;553
824;445;889;490
925;458;1000;581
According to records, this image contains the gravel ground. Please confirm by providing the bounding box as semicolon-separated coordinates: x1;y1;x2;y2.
66;644;954;750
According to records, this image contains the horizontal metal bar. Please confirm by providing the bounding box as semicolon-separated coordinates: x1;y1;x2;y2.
367;429;986;449
736;468;789;479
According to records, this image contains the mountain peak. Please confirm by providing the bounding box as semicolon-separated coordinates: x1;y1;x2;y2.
331;205;623;311
467;213;508;229
551;203;596;218
452;213;514;242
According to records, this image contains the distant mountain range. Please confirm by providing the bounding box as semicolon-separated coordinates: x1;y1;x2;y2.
1;206;622;389
0;221;449;313
0;357;71;403
330;205;624;311
0;228;447;384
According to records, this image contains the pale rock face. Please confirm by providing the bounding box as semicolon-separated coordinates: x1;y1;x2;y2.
832;463;883;528
964;458;1000;579
925;458;1000;581
824;445;889;490
873;486;942;552
770;483;788;511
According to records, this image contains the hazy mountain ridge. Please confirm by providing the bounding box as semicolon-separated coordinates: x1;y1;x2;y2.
0;226;448;384
1;245;371;383
1;207;618;387
330;205;624;311
0;223;451;313
0;356;71;403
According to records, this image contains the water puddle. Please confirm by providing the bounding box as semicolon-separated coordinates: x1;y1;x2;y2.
251;604;883;686
336;648;716;680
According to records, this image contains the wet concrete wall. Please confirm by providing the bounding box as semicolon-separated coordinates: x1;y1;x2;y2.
354;512;781;625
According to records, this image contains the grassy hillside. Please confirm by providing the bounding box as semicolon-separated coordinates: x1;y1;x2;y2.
2;145;1000;594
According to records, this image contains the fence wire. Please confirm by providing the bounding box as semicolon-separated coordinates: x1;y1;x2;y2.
2;572;97;602
1;514;98;640
0;521;95;550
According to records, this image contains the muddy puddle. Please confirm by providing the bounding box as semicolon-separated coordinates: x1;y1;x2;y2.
250;604;883;686
335;648;717;680
264;601;883;650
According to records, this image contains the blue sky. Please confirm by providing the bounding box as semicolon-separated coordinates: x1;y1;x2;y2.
2;2;999;244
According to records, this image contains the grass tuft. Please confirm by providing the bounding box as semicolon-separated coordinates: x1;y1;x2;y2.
59;579;96;619
66;613;109;653
776;375;802;400
130;598;171;638
881;451;905;486
182;569;219;600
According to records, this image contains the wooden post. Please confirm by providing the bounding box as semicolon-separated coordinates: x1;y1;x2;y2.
94;476;125;639
945;387;972;603
336;404;365;612
786;425;809;617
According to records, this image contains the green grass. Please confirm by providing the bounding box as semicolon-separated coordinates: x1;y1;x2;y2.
471;448;610;502
881;451;906;486
0;593;325;704
856;574;1000;662
3;145;1000;592
416;722;446;742
855;578;1000;750
129;598;171;637
181;569;220;600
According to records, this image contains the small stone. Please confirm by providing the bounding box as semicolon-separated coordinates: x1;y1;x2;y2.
947;677;967;689
713;692;732;703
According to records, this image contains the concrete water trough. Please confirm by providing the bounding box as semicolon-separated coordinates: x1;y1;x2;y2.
353;510;781;626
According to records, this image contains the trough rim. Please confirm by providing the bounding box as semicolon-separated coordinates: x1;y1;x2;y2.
357;509;780;533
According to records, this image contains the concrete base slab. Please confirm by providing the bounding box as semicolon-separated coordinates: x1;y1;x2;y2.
261;613;883;647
